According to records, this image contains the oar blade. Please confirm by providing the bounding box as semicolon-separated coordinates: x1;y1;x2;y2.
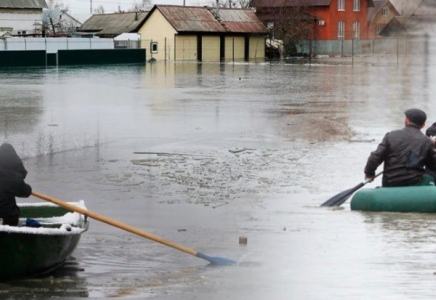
196;252;236;266
320;183;365;207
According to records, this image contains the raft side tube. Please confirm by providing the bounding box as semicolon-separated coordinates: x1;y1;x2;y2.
350;186;436;213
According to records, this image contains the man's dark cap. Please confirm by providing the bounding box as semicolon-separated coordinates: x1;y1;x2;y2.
426;122;436;137
405;108;427;126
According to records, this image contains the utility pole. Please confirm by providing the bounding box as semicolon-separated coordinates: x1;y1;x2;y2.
183;0;185;5
90;0;92;14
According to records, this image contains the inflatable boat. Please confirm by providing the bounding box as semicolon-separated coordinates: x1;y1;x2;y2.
351;186;436;213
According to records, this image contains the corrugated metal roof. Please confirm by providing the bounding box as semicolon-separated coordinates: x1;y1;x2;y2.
217;9;269;33
0;0;47;9
157;6;225;32
78;12;149;36
154;5;268;34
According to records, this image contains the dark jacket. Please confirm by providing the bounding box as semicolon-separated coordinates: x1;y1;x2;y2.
365;125;436;187
0;143;32;225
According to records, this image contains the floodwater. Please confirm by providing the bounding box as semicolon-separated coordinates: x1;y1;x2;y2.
1;40;436;299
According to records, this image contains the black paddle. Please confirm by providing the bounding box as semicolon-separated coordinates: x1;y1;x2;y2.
320;171;383;207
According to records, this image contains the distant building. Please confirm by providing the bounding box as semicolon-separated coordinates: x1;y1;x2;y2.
78;11;149;38
380;0;436;37
43;8;82;37
137;5;268;61
252;0;375;40
0;0;48;36
367;0;400;39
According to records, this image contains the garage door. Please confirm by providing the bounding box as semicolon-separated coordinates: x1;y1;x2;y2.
225;36;245;61
175;35;197;61
202;36;220;61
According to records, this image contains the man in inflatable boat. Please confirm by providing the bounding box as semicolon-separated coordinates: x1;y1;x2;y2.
0;143;34;226
364;108;436;187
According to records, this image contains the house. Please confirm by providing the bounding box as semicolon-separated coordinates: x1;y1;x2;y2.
42;8;82;36
380;0;436;37
78;11;149;38
252;0;375;40
367;0;400;39
0;0;48;36
136;5;268;61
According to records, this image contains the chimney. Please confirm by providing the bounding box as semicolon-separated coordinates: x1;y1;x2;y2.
216;0;220;18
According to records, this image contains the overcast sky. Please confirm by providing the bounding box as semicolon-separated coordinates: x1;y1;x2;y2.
68;0;212;22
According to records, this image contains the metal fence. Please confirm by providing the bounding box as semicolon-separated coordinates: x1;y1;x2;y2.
0;38;114;53
272;35;433;66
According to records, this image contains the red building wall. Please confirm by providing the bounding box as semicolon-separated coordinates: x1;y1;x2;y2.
311;0;370;40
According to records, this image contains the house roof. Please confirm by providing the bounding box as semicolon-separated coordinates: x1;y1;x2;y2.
140;5;268;34
251;0;374;7
43;8;82;26
0;0;47;9
381;15;436;36
78;12;149;36
367;1;400;23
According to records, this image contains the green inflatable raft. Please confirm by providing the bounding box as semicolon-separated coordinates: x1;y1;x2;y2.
350;186;436;213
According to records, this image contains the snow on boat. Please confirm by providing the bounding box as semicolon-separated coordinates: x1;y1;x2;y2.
351;186;436;213
0;201;89;281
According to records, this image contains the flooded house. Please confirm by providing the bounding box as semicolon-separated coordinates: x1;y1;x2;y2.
380;0;436;37
367;0;401;39
252;0;375;41
0;0;48;36
136;5;268;62
78;11;149;39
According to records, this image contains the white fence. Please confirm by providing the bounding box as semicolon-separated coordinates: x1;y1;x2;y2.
0;38;114;53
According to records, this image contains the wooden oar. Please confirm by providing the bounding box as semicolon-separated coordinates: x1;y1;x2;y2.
320;172;383;207
31;191;235;266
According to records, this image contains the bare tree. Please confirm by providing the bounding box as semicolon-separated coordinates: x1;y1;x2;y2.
94;5;105;14
43;0;76;36
129;0;153;12
258;0;316;56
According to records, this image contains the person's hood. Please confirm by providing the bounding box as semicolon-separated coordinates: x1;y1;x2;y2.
0;143;27;178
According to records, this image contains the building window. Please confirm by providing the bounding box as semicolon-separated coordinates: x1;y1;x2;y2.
338;21;345;39
382;7;389;16
150;41;158;54
353;21;360;39
353;0;360;11
338;0;345;11
376;25;382;36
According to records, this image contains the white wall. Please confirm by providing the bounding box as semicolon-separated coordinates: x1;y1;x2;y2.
0;11;42;35
0;38;114;53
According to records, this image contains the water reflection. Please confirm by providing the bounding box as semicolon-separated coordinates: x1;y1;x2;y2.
0;258;89;299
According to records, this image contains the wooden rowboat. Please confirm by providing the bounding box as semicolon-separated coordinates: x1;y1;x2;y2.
0;201;89;281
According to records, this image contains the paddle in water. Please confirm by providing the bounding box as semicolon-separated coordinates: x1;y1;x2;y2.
320;171;383;207
32;191;236;266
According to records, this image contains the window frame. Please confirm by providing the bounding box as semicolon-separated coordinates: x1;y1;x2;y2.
353;0;360;11
376;25;382;37
353;21;360;40
337;21;345;39
150;41;158;54
382;7;389;16
338;0;345;11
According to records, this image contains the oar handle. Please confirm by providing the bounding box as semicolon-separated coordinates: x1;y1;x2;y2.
364;171;383;184
31;191;198;257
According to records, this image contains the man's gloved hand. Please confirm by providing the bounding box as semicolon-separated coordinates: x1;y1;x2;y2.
365;174;375;182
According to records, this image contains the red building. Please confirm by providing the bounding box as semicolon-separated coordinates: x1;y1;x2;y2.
252;0;375;40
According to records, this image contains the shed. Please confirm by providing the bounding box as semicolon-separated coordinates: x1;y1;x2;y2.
137;5;268;62
78;12;149;38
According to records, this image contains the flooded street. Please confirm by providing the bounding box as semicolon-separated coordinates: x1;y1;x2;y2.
1;44;436;299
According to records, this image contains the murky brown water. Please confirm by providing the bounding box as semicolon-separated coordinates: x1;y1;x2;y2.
1;37;436;299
